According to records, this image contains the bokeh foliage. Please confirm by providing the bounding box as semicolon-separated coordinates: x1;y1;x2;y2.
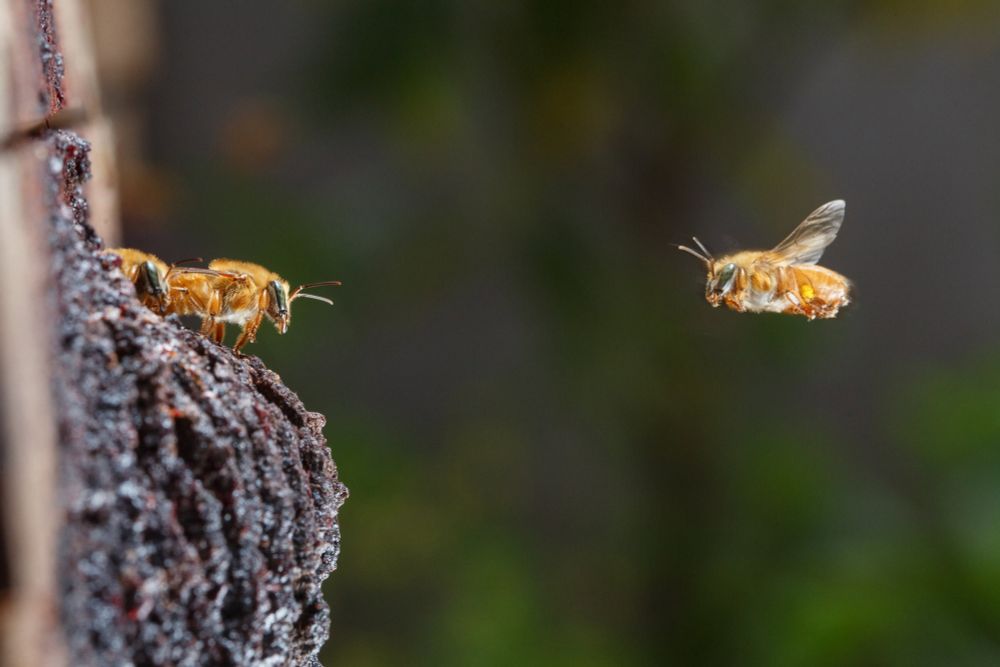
123;0;1000;664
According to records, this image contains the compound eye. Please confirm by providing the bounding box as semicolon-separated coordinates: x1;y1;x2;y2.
268;280;288;316
141;260;165;295
715;263;737;293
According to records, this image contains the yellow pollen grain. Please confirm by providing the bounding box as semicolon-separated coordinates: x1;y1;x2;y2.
800;283;815;301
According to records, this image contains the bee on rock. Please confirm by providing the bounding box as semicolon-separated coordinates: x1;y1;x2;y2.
106;248;211;314
108;249;341;353
197;260;342;352
678;200;851;319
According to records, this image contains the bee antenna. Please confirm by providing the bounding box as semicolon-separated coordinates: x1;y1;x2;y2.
691;237;713;261
293;293;335;306
290;280;342;299
675;244;711;267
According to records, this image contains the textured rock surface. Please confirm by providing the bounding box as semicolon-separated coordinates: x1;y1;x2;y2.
35;0;66;114
47;130;347;665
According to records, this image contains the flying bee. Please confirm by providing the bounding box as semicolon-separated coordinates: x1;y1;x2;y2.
105;248;212;314
191;259;342;352
678;200;852;319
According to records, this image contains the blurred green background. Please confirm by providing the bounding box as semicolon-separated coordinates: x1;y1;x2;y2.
92;0;1000;664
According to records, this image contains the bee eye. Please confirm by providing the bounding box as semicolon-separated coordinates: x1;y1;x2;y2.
715;263;737;293
141;260;165;295
268;280;289;316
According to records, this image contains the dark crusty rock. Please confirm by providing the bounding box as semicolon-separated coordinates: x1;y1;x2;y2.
46;129;347;666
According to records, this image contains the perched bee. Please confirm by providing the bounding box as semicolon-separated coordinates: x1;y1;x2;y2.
678;200;851;319
160;266;252;334
193;260;342;352
106;248;208;314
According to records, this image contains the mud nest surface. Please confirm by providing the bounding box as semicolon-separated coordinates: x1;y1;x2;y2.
45;130;347;666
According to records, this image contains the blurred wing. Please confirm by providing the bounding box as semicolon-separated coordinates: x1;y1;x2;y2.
765;200;845;266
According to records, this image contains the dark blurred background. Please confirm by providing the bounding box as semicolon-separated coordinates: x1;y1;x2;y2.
87;1;1000;664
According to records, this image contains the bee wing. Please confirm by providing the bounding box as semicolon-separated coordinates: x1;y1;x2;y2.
169;266;244;279
765;200;845;266
165;267;216;282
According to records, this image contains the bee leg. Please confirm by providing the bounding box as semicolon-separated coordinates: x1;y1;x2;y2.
799;298;818;320
782;292;808;317
198;291;227;341
812;300;836;319
233;312;264;353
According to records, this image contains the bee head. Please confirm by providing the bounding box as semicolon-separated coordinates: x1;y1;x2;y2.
263;276;342;336
137;260;170;313
265;280;291;334
677;237;728;305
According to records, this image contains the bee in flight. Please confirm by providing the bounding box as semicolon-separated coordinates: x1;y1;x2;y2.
678;200;851;319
